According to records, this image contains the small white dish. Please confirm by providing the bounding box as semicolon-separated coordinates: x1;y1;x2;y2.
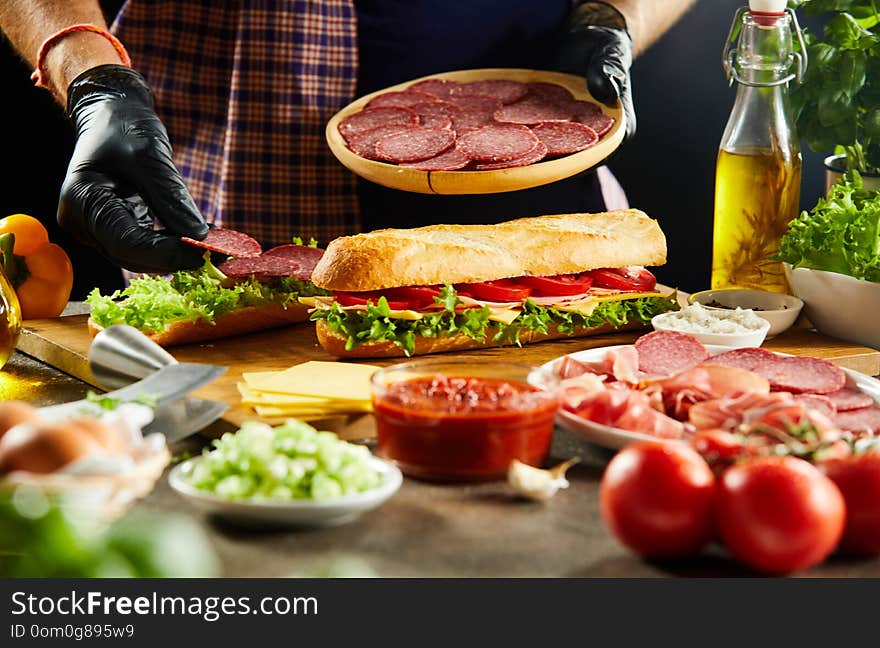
651;311;770;348
541;344;880;450
169;456;402;528
688;289;803;338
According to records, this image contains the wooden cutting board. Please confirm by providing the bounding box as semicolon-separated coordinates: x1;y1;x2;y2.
16;315;880;435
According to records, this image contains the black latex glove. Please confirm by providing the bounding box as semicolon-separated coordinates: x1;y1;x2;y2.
553;3;636;139
58;64;208;273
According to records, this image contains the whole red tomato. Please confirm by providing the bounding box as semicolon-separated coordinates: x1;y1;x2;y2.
820;452;880;556
717;456;845;574
600;441;716;558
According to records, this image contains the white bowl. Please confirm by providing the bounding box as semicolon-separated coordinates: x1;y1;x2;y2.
786;265;880;349
651;312;770;348
688;289;803;338
169;456;402;528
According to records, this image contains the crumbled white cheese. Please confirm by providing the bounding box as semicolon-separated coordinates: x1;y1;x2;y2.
654;303;766;335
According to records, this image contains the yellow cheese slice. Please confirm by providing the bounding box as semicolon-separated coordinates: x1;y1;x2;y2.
242;361;380;401
487;307;522;325
253;405;365;420
592;291;664;303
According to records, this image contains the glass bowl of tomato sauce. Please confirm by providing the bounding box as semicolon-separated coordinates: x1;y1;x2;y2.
371;359;559;482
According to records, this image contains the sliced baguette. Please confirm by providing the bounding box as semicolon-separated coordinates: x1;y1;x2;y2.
315;318;645;358
311;210;667;292
88;303;310;347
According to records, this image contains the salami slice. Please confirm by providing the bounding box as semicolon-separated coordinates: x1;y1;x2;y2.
825;388;875;412
527;82;575;103
451;80;529;104
400;147;471;171
751;356;846;394
182;228;261;258
365;91;438;109
374;126;455;162
704;347;778;371
347;124;412;160
448;95;502;113
456;124;540;163
792;394;837;419
530;122;598;156
417;114;452;130
412;100;461;118
568;100;603;119
494;98;573;124
263;243;324;271
338;107;417;141
635;330;710;376
833;407;880;435
451;111;495;131
409;78;459;99
472;141;547;170
218;255;302;279
575;111;615;137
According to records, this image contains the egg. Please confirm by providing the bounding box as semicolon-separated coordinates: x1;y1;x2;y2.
0;422;102;474
67;418;126;454
0;401;40;439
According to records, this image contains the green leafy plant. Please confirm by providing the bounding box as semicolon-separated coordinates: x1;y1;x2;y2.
790;0;880;173
776;169;880;279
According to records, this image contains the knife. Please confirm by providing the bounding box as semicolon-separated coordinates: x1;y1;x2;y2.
38;363;228;442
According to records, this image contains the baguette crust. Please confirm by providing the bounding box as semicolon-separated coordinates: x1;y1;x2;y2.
311;210;666;291
314;318;645;358
88;303;310;347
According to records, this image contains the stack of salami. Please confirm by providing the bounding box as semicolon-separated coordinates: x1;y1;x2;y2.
338;78;615;171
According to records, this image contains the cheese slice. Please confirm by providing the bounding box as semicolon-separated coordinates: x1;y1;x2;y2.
253;405;362;420
242;361;380;401
592;291;664;303
487;307;522;325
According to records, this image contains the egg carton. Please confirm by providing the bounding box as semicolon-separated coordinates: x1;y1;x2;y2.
0;446;171;521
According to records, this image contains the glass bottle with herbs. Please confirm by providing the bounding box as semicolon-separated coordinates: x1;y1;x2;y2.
712;0;808;293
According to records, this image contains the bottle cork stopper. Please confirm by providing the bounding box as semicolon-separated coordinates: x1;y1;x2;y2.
750;0;786;13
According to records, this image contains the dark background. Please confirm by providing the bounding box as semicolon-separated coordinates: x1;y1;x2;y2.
0;0;826;298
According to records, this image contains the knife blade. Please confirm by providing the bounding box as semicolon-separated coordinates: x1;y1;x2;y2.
146;397;230;443
38;363;228;433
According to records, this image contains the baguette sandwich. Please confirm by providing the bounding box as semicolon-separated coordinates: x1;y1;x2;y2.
304;210;678;357
86;238;328;347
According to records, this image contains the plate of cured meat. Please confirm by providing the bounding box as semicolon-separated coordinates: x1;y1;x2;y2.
325;68;624;195
538;330;880;451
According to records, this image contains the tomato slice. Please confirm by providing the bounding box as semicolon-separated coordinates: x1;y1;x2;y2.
333;292;411;311
384;286;441;308
456;280;531;302
589;267;657;292
518;274;593;296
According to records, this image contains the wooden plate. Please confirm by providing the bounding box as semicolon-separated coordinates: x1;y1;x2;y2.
325;68;625;195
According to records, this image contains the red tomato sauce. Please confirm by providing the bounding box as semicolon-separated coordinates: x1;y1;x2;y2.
373;375;558;482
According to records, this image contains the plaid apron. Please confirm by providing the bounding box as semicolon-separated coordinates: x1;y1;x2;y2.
111;0;359;247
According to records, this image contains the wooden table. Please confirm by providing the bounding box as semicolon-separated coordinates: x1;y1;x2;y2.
9;309;880;577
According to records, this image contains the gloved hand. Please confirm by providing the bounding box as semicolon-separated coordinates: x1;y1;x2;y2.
553;2;636;139
58;64;208;273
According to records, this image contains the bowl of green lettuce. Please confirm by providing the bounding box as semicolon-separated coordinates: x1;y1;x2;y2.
778;170;880;348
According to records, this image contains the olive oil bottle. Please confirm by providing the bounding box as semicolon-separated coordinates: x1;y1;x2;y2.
712;0;806;293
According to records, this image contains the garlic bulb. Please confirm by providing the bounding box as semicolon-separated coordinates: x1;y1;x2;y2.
507;458;579;502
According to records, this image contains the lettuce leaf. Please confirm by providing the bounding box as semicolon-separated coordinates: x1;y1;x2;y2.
777;170;880;281
311;285;678;356
87;255;328;333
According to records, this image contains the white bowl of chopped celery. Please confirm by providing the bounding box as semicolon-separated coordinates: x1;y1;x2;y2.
169;420;402;528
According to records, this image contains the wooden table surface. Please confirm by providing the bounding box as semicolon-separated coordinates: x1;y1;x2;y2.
7;306;880;577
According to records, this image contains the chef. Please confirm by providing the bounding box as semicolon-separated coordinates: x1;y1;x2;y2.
0;1;695;273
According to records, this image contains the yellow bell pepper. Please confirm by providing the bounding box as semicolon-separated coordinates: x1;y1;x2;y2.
0;214;74;319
